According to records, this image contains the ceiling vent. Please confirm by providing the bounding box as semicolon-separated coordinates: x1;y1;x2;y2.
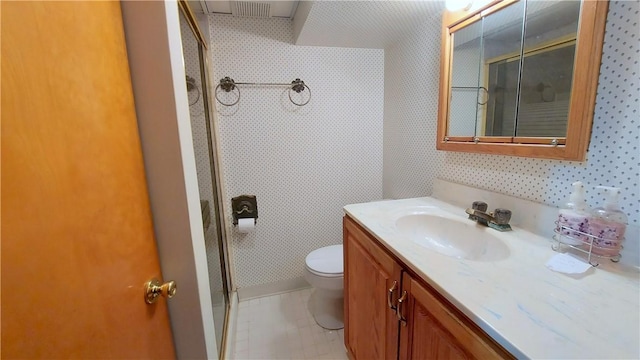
232;1;271;18
198;1;297;18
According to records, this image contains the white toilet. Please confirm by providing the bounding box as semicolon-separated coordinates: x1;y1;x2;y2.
304;245;344;330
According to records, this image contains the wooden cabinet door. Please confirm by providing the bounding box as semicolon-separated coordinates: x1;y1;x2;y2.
2;2;175;358
398;273;509;360
344;217;403;360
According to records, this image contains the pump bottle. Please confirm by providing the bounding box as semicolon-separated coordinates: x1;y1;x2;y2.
587;186;627;256
556;181;591;245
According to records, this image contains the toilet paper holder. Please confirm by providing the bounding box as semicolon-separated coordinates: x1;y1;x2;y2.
231;195;258;226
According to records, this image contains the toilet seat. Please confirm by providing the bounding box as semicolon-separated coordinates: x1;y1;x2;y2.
305;245;343;278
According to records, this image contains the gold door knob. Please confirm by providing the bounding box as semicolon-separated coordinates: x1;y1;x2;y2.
144;278;177;304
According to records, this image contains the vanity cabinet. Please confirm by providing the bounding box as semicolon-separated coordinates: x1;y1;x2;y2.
343;216;512;360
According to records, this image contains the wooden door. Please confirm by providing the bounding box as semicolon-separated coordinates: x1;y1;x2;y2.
1;2;176;358
343;217;402;360
398;273;509;360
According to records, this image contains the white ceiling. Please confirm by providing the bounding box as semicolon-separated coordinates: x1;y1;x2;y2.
294;1;444;49
189;0;445;49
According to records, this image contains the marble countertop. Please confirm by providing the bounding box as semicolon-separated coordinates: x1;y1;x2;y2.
344;197;640;359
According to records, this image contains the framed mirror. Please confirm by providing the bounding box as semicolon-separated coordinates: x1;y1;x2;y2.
437;0;609;160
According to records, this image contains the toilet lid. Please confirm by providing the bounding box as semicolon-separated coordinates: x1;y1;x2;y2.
305;245;343;275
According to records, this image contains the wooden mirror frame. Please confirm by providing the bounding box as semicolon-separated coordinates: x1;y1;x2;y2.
436;0;609;161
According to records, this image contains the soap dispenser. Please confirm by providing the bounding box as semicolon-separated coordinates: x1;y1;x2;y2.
587;186;627;256
556;181;591;245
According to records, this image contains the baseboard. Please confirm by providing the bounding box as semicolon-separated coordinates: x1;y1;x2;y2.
221;291;238;359
237;276;310;301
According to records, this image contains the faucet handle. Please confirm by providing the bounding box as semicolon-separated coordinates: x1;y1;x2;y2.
493;208;512;225
472;201;488;212
469;201;488;221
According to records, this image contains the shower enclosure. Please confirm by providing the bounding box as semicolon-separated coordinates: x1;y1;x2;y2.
178;2;230;356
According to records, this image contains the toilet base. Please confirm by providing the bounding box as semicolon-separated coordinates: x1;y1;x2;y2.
309;288;344;330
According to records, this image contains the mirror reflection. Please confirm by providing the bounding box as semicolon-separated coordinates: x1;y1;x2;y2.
449;20;483;137
448;0;581;139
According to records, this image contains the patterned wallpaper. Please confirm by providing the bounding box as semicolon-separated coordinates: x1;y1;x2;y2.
384;0;639;226
179;16;225;301
383;16;443;199
207;15;384;289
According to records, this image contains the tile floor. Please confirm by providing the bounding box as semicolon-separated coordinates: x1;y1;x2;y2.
232;288;348;359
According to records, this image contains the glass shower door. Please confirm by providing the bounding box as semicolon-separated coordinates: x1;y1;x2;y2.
178;8;230;356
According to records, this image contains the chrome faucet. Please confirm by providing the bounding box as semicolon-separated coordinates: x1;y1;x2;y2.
465;201;512;231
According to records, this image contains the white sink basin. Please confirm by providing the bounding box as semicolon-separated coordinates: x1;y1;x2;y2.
395;212;509;261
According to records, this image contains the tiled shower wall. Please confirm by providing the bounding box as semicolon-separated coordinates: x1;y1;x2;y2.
208;16;384;289
384;0;639;226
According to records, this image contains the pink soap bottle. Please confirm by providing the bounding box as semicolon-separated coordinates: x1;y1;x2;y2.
587;186;627;256
556;181;591;245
